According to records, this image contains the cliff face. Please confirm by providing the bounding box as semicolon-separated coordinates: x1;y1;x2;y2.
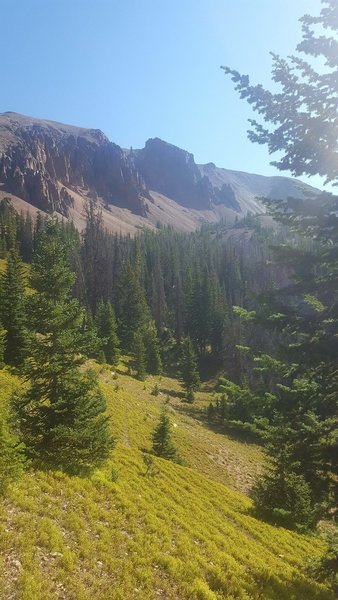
134;138;241;211
0;112;320;233
134;138;213;210
0;112;149;216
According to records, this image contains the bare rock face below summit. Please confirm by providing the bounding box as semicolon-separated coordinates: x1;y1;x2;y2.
134;138;242;212
0;112;320;234
0;112;149;219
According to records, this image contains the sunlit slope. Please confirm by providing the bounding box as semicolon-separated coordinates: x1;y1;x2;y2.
0;368;333;600
100;365;263;493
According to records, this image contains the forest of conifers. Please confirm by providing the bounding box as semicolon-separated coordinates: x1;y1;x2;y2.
0;1;337;593
0;195;336;536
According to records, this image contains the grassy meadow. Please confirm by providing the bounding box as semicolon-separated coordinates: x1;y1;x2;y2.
0;363;333;600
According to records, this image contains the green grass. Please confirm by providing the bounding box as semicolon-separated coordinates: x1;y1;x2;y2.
0;365;334;599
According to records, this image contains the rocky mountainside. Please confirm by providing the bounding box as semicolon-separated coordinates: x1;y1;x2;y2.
0;112;320;233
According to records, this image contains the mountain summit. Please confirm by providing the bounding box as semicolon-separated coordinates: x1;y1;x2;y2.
0;112;318;233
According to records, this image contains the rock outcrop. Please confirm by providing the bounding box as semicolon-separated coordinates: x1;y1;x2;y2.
0;112;320;233
134;139;242;212
134;138;213;210
0;112;149;217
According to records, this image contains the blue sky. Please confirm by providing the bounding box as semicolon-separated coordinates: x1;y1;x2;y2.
2;0;327;189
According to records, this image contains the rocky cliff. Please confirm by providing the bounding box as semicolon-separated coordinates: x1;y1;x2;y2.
0;112;149;217
0;112;319;233
134;138;241;212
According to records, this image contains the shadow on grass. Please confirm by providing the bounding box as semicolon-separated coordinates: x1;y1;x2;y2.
160;387;186;400
206;565;334;600
172;400;262;447
203;419;263;446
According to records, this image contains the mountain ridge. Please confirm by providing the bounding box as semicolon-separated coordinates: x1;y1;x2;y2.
0;112;320;234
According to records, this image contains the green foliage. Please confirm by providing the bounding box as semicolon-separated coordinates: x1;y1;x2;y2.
151;410;181;463
309;529;338;594
0;198;17;258
13;219;114;474
151;383;160;396
180;337;200;397
131;330;147;381
222;0;338;528
110;464;119;482
116;253;150;352
0;418;26;495
185;389;195;404
252;401;332;528
95;299;120;366
142;452;159;477
215;377;272;437
143;321;162;375
0;247;28;367
222;0;338;184
252;470;314;531
0;327;5;367
0;365;333;600
232;306;256;322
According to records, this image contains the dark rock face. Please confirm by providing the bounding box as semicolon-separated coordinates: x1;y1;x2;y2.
134;138;213;210
134;138;241;211
0;113;149;216
0;113;319;224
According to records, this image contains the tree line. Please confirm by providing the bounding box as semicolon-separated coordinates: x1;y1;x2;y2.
0;1;336;589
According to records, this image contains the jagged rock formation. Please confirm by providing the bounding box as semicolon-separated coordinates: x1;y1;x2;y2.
134;138;212;210
134;138;241;211
0;112;320;233
0;112;149;217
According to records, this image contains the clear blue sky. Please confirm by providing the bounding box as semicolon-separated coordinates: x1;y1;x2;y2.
2;0;327;188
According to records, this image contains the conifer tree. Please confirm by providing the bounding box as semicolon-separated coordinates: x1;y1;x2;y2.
143;321;162;375
13;219;114;474
222;0;338;185
251;416;315;530
17;211;33;262
95;299;120;366
0;247;28;367
223;0;338;523
82;199;108;314
131;330;146;381
116;258;149;352
0;199;17;257
151;410;180;463
180;337;200;401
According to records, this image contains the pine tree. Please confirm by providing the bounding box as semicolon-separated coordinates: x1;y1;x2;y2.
0;198;17;258
17;211;33;262
187;267;212;356
151;410;180;463
222;0;338;184
13;219;114;474
116;258;149;352
143;321;162;375
223;0;338;523
131;330;146;381
95;299;120;366
180;337;200;401
150;256;167;333
82;200;115;313
251;417;315;530
0;247;28;367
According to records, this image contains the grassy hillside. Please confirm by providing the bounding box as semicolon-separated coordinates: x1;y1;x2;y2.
0;366;333;600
